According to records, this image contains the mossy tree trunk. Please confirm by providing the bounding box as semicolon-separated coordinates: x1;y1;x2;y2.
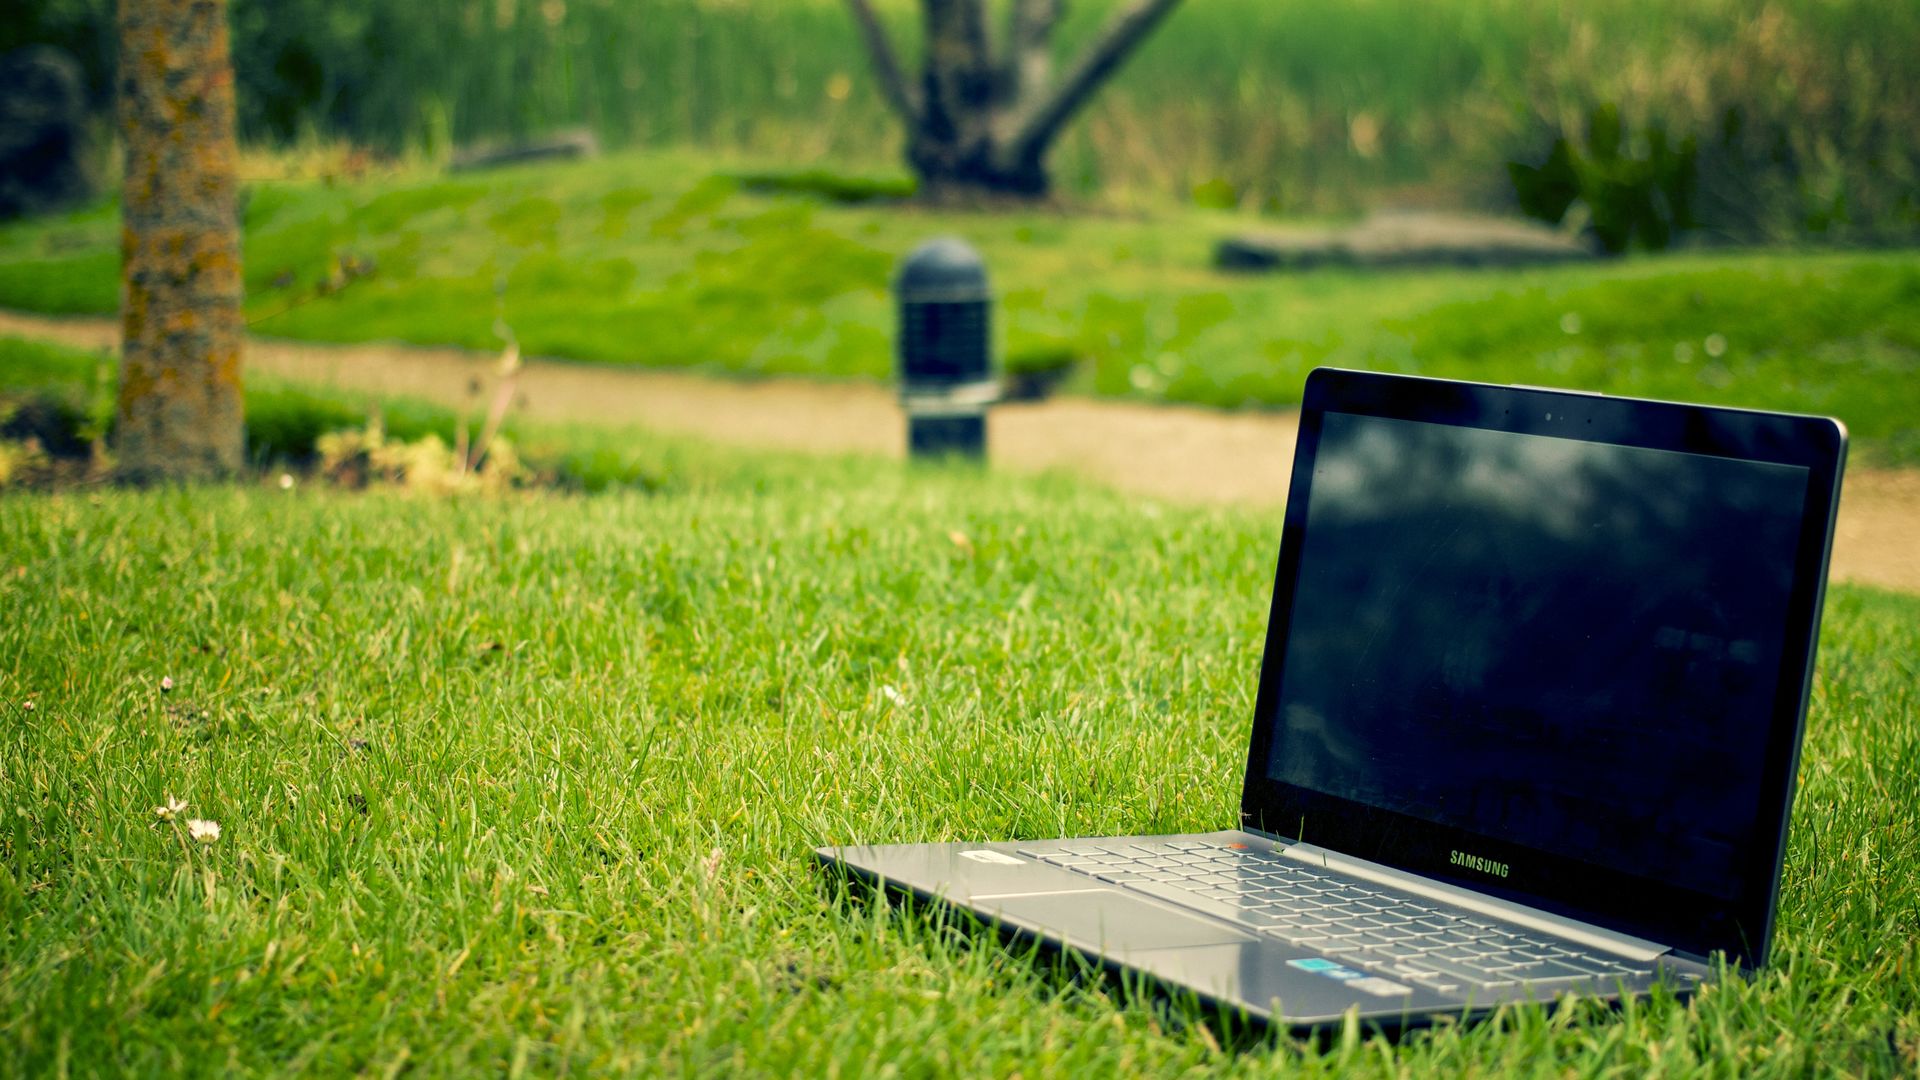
115;0;244;482
846;0;1183;202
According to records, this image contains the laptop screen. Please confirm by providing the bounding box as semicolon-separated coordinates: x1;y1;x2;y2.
1246;383;1839;961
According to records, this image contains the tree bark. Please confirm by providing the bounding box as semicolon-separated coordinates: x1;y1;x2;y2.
1001;0;1062;106
115;0;245;483
910;0;1014;200
846;0;1183;201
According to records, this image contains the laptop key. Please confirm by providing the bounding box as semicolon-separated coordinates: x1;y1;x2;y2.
1036;842;1653;992
1120;881;1303;929
1501;958;1601;983
1382;953;1523;988
1552;953;1635;976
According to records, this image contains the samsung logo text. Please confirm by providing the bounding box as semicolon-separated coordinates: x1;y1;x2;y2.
1450;850;1510;878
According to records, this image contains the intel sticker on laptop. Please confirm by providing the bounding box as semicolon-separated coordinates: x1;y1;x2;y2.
1288;958;1345;973
959;850;1024;865
1289;957;1397;988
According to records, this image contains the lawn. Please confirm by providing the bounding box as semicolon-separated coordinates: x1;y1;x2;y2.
3;150;1918;465
2;434;1917;1073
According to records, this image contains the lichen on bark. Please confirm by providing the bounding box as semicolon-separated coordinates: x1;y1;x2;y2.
115;0;245;482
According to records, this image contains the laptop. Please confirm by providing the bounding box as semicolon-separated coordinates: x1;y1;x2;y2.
816;368;1847;1030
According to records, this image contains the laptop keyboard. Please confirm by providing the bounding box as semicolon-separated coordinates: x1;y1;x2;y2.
1015;840;1643;994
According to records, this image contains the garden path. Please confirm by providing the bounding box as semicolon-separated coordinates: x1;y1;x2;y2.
5;308;1913;593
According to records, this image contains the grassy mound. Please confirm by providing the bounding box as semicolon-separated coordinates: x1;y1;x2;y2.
1;444;1916;1072
2;152;1916;462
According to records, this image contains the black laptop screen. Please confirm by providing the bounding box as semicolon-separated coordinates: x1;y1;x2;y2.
1263;411;1809;904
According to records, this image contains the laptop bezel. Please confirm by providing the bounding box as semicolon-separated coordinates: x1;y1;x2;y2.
1238;368;1845;968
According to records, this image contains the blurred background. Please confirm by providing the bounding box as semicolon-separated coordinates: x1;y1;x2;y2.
2;0;1917;503
9;0;1918;238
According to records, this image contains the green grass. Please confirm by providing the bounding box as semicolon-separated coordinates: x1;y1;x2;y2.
3;151;1918;463
1;437;1917;1073
0;335;675;492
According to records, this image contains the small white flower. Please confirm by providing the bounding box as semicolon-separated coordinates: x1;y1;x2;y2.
20;700;31;712
278;473;295;490
160;675;175;693
187;819;221;844
154;795;188;821
880;684;907;707
1704;333;1728;358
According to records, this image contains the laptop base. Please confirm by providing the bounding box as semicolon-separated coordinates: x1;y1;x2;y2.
817;830;1710;1030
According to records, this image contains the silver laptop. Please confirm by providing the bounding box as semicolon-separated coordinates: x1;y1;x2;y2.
818;369;1847;1030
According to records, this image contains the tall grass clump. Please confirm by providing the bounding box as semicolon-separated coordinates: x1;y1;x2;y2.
1509;1;1920;247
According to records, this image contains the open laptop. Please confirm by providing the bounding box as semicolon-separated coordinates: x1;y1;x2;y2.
817;369;1846;1030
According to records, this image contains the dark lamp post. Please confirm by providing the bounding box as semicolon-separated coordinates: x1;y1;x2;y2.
895;237;996;459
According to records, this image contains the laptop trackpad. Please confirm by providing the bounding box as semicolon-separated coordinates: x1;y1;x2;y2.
972;888;1254;952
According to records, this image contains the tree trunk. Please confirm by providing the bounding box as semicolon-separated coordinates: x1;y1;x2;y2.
1001;0;1062;108
115;0;245;483
907;0;1029;200
847;0;1182;202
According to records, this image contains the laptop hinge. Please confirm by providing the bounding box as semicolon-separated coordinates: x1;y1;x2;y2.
1277;841;1670;962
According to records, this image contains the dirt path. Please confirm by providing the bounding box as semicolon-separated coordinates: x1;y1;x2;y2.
6;309;1914;593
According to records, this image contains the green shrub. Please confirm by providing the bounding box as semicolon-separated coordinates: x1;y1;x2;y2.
1509;4;1920;244
0;392;92;459
1509;105;1697;253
